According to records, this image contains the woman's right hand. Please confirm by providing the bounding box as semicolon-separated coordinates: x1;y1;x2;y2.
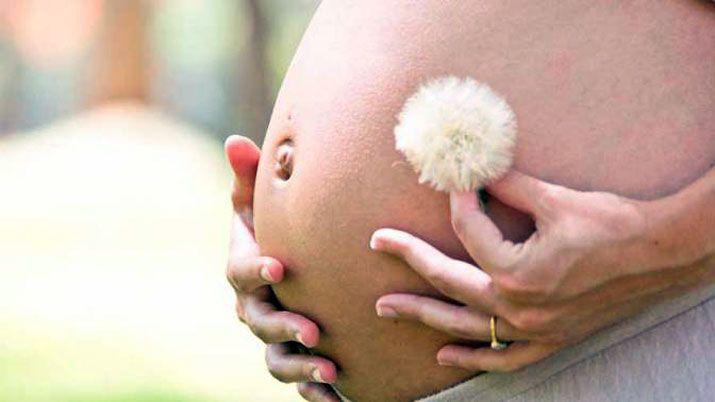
224;135;339;402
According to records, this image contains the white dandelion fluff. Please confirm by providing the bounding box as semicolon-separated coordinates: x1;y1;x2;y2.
394;76;517;192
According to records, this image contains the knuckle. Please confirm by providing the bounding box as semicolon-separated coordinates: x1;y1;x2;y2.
411;303;428;321
247;318;268;340
225;263;238;287
441;312;481;339
265;355;289;383
536;185;563;214
269;369;290;383
397;232;416;247
493;273;529;298
606;199;647;241
237;282;252;294
511;309;549;333
264;348;277;367
254;326;270;342
419;258;438;277
424;269;448;289
449;352;478;372
444;318;470;338
461;359;482;372
494;272;554;303
226;263;249;294
235;302;247;324
247;321;260;337
391;232;417;255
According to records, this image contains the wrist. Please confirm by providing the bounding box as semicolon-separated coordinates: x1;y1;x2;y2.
640;186;713;270
617;198;668;273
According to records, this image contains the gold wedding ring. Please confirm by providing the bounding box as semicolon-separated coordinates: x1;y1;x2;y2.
490;316;508;350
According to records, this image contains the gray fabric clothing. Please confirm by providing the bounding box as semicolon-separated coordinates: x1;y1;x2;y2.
417;283;715;402
333;283;715;401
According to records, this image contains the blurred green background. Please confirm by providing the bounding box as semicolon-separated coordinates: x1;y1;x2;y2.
0;1;319;401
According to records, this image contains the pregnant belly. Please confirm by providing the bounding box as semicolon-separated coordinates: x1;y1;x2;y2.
253;1;715;401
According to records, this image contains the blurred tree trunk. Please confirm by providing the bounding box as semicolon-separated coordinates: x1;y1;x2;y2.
239;0;272;142
86;0;149;106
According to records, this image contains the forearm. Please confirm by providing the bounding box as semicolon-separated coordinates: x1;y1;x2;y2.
645;166;715;269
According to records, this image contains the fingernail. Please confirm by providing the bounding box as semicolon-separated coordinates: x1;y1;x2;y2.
376;305;398;318
311;367;325;383
369;234;379;250
295;332;306;346
260;265;275;282
437;354;454;367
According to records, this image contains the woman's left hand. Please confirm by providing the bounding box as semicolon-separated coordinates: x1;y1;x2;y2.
370;171;715;372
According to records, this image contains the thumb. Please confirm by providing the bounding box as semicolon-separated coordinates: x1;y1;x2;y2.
486;170;565;218
450;191;514;271
225;135;261;211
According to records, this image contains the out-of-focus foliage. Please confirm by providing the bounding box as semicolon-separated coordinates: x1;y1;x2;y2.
0;0;319;140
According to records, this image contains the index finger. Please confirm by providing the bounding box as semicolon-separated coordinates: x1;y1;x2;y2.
485;170;558;217
370;228;498;312
229;212;260;259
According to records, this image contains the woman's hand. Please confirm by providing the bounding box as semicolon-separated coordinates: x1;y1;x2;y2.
225;135;339;402
371;170;715;372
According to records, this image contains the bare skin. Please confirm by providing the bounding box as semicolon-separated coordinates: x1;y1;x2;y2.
227;1;715;401
227;142;715;400
371;169;715;371
226;136;339;401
